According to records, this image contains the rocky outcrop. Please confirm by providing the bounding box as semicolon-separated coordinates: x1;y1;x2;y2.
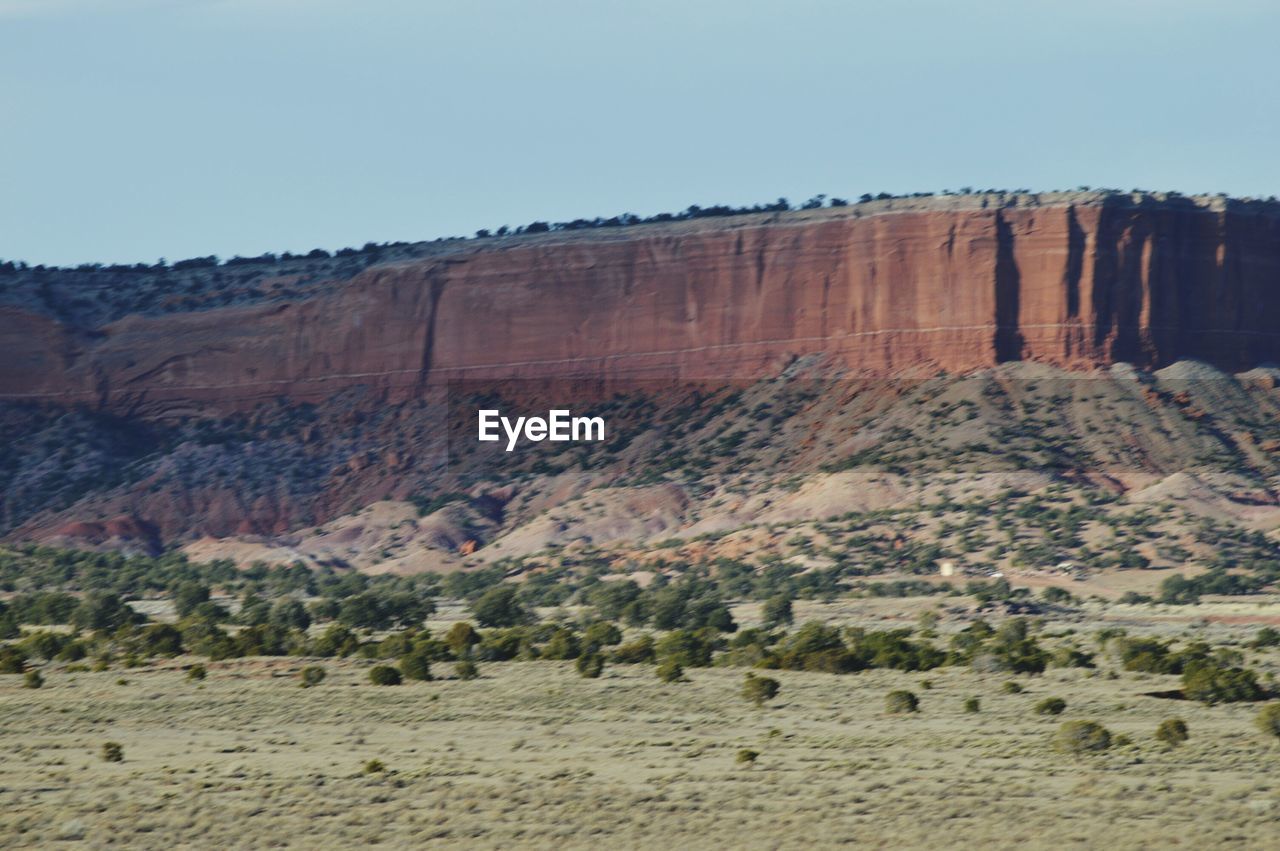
3;193;1280;416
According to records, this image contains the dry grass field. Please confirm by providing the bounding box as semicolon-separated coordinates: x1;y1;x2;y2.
3;608;1279;850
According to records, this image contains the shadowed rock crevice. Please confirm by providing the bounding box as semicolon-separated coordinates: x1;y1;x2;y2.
415;269;449;389
1064;206;1085;322
993;211;1023;363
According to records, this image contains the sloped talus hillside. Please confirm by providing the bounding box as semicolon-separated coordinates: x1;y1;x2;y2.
2;191;1280;566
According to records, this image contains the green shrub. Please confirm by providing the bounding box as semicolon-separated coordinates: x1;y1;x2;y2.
0;610;16;640
1182;661;1263;705
543;628;582;660
74;591;144;632
762;594;794;628
446;622;481;657
311;624;360;658
442;624;478;655
610;635;656;664
1054;720;1111;755
973;619;1049;673
23;670;43;689
742;673;780;707
408;636;453;662
363;759;385;774
472;627;527;662
368;665;402;686
885;690;919;714
1001;681;1023;694
139;623;184;657
54;644;88;665
656;628;719;668
187;664;207;681
1155;718;1188;747
377;632;414;659
1035;697;1067;716
471;586;530;628
583;621;623;648
0;645;27;674
1115;637;1183;674
21;630;70;661
963;697;980;713
1250;627;1280;649
576;652;605;679
299;665;326;688
736;748;759;766
1256;703;1280;741
172;581;211;618
101;742;124;763
399;652;433;681
1050;646;1095;669
1041;586;1073;604
656;659;685;683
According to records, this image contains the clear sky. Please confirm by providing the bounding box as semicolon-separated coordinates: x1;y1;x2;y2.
2;0;1278;266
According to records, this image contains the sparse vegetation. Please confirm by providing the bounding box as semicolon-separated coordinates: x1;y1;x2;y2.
656;659;685;683
576;653;605;679
368;665;402;686
471;586;530;629
1257;703;1280;742
299;665;326;688
1054;720;1112;755
762;594;794;628
885;690;919;714
399;652;433;682
742;674;780;707
1155;719;1188;747
4;250;1280;845
0;645;27;674
1182;660;1264;705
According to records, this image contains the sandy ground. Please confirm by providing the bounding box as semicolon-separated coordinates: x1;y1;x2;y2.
2;636;1279;849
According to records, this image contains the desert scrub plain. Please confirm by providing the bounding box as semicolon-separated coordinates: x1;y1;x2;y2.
3;617;1280;849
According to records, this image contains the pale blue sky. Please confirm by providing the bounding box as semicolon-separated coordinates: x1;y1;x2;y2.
2;0;1277;265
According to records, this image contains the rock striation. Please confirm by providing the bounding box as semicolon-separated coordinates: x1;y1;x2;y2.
3;192;1280;416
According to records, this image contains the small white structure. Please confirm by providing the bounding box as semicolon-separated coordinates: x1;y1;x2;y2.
939;560;957;577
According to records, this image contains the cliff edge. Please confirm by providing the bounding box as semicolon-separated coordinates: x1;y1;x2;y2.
3;191;1280;415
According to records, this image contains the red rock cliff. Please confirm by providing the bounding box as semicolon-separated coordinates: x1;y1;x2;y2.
4;193;1279;414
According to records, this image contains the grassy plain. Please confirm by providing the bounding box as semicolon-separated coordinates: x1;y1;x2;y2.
3;598;1280;849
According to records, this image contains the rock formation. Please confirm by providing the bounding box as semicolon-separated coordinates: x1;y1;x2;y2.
4;192;1280;416
5;190;1280;558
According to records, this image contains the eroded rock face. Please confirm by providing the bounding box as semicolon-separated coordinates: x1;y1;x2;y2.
5;193;1280;556
4;194;1280;416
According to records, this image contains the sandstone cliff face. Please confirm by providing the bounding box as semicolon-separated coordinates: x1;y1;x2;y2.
3;195;1280;415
